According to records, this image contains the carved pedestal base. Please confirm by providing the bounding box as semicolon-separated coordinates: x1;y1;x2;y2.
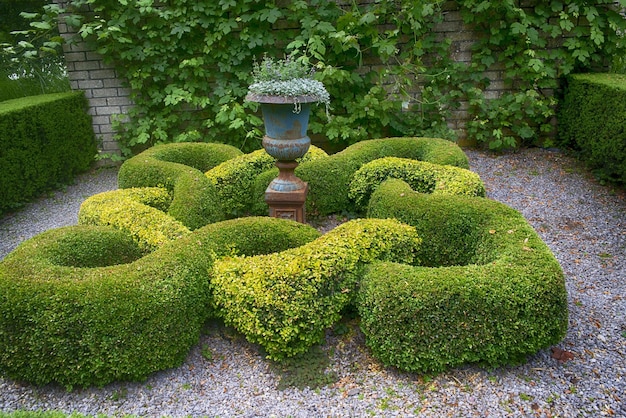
265;183;308;224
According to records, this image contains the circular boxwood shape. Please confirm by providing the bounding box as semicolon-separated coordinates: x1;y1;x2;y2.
79;187;190;252
361;179;568;372
348;156;486;211
0;218;321;389
213;218;421;360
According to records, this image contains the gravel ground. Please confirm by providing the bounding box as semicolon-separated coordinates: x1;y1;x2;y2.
0;167;119;260
1;148;625;417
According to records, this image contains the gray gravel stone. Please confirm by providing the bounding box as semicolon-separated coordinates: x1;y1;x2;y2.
1;148;625;417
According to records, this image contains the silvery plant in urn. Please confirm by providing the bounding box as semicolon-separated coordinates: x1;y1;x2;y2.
245;54;330;223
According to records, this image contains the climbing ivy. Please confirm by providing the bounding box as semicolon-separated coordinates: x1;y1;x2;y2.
459;0;626;149
56;0;625;153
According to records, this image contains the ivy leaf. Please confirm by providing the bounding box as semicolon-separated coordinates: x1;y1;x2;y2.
475;1;491;13
526;28;539;44
259;8;282;24
583;6;599;23
517;125;535;139
559;12;574;31
229;119;245;130
481;55;495;67
219;0;236;11
488;138;502;150
374;39;397;60
23;50;38;59
39;46;57;54
18;40;34;49
171;24;191;38
43;41;61;49
422;3;435;17
572;48;590;62
218;20;237;35
64;14;82;28
19;12;39;20
30;21;51;30
551;1;564;12
590;27;604;46
511;22;526;35
528;58;543;72
286;39;306;51
359;12;377;26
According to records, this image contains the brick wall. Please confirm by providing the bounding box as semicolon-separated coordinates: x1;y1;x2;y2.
53;0;130;159
426;1;477;143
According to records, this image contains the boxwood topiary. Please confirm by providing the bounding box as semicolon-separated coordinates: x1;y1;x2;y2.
78;187;190;252
0;217;320;389
360;179;568;373
243;137;471;217
0;137;567;387
348;157;485;211
0;92;97;215
297;137;470;216
38;225;144;268
118;142;243;229
558;73;626;184
212;218;421;360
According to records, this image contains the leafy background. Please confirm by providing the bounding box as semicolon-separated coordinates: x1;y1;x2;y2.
4;0;626;154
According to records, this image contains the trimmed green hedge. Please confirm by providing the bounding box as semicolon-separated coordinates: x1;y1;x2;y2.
118;138;470;222
298;137;470;216
212;218;421;360
78;187;190;252
0;137;567;387
558;73;626;184
348;157;485;211
0;92;96;215
360;179;568;372
118;142;243;229
0;217;320;389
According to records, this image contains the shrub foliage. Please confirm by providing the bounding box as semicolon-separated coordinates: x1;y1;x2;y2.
78;187;190;252
0;92;96;214
0;138;567;387
348;156;485;210
0;218;320;389
117;142;243;229
362;179;568;372
213;218;421;360
558;73;626;184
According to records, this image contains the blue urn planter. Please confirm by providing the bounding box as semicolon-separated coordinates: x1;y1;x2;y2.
246;94;318;222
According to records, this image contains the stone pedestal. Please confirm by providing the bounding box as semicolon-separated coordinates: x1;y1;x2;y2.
265;184;308;224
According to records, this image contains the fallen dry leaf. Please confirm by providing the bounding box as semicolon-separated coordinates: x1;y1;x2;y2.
551;346;575;363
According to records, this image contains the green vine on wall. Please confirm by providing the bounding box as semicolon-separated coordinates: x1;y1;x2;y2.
34;0;626;153
460;0;626;149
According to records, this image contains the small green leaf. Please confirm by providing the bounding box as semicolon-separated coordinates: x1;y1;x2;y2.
64;14;82;27
30;21;51;30
511;22;526;35
19;12;39;20
18;40;34;49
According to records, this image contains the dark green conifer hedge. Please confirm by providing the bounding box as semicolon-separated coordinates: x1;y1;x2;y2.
558;73;626;184
0;92;96;214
